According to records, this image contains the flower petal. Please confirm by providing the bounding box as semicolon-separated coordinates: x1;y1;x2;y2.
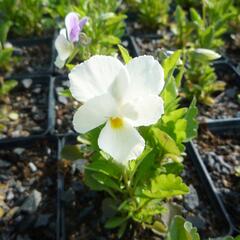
79;17;88;31
73;94;117;134
98;120;145;165
54;55;65;69
108;66;130;102
55;33;73;61
126;56;164;98
65;12;81;42
126;95;164;127
69;55;124;102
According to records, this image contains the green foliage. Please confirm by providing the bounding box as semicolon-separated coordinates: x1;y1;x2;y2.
70;0;126;61
166;216;240;240
143;174;189;199
138;0;171;29
118;44;132;64
174;0;236;49
182;50;225;105
0;0;54;37
0;79;17;97
167;216;200;240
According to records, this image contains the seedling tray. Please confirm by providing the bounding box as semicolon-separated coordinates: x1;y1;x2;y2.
187;119;240;235
0;75;55;144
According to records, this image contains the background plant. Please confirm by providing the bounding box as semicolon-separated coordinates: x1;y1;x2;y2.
55;0;126;63
138;0;171;30
182;49;225;105
173;0;236;49
0;0;54;37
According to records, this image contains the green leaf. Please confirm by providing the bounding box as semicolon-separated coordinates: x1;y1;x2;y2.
190;8;203;27
0;80;17;96
163;162;184;175
118;44;132;64
0;21;12;45
132;147;156;188
85;158;122;180
105;216;128;229
92;172;122;192
58;89;72;97
150;128;181;156
167;216;200;240
61;145;83;161
184;98;198;141
163;50;181;82
143;174;189;199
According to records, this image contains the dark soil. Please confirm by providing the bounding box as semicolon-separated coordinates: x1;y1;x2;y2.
10;41;52;76
0;139;57;240
178;156;228;238
55;77;80;134
195;127;240;230
0;79;49;139
133;36;176;57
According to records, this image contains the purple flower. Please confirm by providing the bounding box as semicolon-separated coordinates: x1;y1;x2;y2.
65;12;88;43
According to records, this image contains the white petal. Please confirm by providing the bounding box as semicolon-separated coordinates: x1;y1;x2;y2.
60;28;67;38
54;56;65;69
69;55;124;102
55;33;73;61
108;66;130;102
126;56;164;98
73;94;117;134
98;120;145;165
126;95;164;127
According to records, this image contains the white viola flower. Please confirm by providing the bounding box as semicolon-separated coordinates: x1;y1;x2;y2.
69;55;165;166
55;12;88;68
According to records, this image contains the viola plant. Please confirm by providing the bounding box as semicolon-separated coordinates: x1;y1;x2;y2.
61;49;198;237
0;0;54;37
138;0;171;30
55;0;126;68
182;48;226;105
55;12;88;68
173;0;236;49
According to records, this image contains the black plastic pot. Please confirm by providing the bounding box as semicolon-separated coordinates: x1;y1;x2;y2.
9;36;55;79
0;75;55;144
187;119;240;235
0;135;61;240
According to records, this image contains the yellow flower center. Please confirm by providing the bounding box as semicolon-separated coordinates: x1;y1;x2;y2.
110;117;124;129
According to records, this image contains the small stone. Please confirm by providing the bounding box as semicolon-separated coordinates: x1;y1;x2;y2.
186;215;206;230
22;79;32;89
4;206;19;221
14;148;25;155
184;185;199;210
21;190;42;213
71;159;87;174
58;95;68;105
6;190;14;201
28;162;37;172
0;207;5;218
34;214;50;227
33;87;41;94
9;112;19;121
61;188;75;203
0;159;11;168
